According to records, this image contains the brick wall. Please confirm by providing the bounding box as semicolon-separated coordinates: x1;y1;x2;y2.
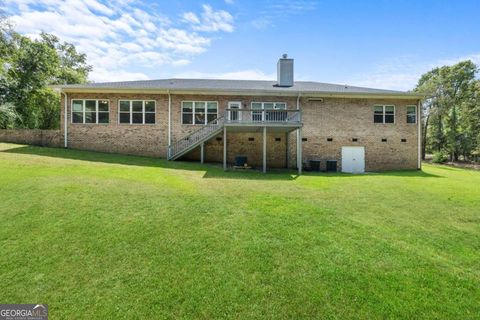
182;132;289;168
0;129;62;147
60;93;419;171
295;97;419;171
62;93;168;157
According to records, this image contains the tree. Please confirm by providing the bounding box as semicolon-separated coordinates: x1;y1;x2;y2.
40;32;91;85
415;60;478;161
0;102;21;129
0;17;91;129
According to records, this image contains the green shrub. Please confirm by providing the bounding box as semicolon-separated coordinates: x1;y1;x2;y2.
432;152;448;163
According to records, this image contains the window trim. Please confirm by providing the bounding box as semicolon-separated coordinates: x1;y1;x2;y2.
373;105;396;124
227;101;242;121
71;99;110;124
406;105;417;124
250;102;287;121
250;102;288;110
117;100;156;125
181;101;218;125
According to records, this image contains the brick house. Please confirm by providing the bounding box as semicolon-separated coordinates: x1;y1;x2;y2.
56;55;423;173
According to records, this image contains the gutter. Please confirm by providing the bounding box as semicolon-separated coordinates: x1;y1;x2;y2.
296;92;301;170
58;87;425;100
61;91;68;148
418;99;422;170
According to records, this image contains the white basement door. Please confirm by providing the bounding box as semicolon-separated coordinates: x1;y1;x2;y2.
341;146;365;173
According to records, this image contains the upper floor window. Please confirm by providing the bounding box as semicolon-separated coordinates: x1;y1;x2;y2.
72;99;109;124
374;105;395;124
182;101;218;125
406;105;417;123
119;100;155;124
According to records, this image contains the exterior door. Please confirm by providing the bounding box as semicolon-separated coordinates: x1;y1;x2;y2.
228;101;241;121
341;146;365;173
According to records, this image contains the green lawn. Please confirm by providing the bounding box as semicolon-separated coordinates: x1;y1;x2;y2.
0;143;479;319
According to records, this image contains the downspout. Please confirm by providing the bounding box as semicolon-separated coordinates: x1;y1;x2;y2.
417;99;422;170
167;90;172;158
296;92;301;170
62;91;68;148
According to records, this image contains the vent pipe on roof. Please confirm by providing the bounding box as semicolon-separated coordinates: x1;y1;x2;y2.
277;54;294;87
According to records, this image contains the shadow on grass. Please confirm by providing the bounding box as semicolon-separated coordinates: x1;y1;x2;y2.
1;144;300;180
1;144;442;180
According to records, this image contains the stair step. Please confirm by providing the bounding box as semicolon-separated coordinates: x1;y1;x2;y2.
168;116;225;160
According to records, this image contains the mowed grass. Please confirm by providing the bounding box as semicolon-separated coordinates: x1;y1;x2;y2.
0;143;479;319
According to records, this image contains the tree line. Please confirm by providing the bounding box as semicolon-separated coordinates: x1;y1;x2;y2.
1;14;479;163
0;14;91;129
415;61;480;162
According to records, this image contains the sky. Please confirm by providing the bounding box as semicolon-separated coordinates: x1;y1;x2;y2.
4;0;480;90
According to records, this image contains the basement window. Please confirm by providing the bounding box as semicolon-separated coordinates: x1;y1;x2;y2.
72;99;109;124
248;137;255;141
374;105;395;124
302;138;308;142
118;100;156;124
327;138;333;142
275;137;281;142
352;138;358;142
382;138;388;142
407;105;417;123
401;139;407;142
182;101;218;125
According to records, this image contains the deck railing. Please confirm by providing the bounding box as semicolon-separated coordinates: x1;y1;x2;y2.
224;109;302;124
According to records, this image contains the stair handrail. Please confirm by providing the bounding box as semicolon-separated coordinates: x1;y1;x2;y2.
169;116;224;159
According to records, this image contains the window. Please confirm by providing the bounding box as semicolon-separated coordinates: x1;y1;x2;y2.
118;100;156;124
407;105;417;123
250;102;287;121
72;100;109;124
182;101;218;125
374;105;395;124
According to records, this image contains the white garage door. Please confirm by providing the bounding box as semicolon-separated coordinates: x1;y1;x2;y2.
341;146;365;173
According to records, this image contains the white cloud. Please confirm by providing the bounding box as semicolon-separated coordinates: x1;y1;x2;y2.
6;0;235;82
438;53;480;66
90;68;149;82
183;4;234;32
171;59;191;67
347;53;480;91
156;28;211;54
174;69;276;80
251;0;317;29
83;0;115;16
182;12;200;24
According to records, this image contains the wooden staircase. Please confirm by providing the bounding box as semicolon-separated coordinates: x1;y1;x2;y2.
168;116;224;160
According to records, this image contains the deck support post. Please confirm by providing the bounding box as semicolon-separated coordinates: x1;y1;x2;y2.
263;126;267;173
223;127;227;171
297;128;302;175
285;132;289;169
200;142;204;164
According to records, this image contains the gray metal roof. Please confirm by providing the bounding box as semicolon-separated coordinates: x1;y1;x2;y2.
58;78;416;96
